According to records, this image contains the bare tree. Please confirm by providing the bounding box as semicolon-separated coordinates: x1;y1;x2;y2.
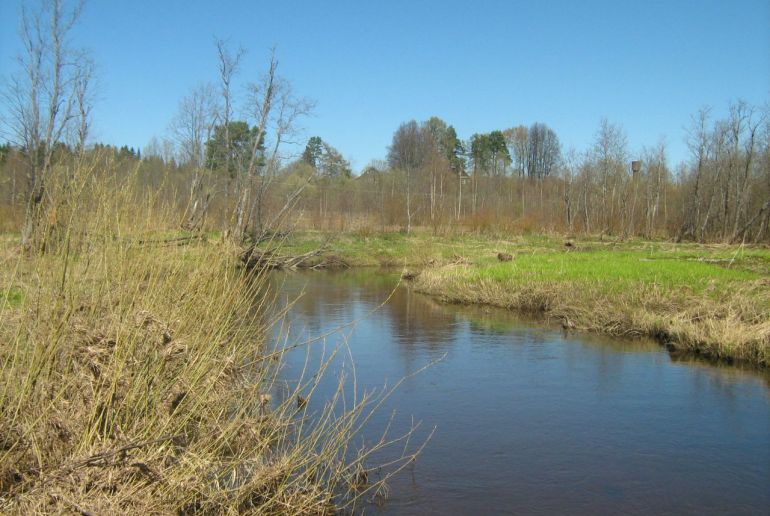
225;51;314;242
561;149;581;232
170;83;218;231
641;141;668;238
578;159;593;233
507;125;528;178
700;119;728;241
72;53;95;154
755;107;770;241
214;38;245;227
527;122;561;180
676;102;767;243
678;108;711;241
230;54;276;242
387;120;428;234
592;119;628;235
246;72;314;238
2;0;92;250
728;101;762;241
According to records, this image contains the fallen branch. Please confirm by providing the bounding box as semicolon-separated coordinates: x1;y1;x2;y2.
732;200;770;244
283;246;328;269
66;434;183;470
241;235;344;271
131;235;206;247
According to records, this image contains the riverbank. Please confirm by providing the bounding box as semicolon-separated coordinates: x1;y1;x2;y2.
283;231;770;366
0;225;397;513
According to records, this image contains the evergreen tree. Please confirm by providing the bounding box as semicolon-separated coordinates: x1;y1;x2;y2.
302;136;323;168
205;121;263;177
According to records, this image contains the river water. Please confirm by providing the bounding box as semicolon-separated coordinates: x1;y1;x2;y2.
268;269;770;515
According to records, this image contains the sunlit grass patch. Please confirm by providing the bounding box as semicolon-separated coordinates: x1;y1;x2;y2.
467;250;759;294
406;236;770;366
0;285;24;308
281;231;770;286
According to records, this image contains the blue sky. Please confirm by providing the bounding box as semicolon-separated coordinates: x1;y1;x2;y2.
1;0;768;170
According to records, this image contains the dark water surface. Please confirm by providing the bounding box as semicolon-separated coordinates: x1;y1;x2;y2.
269;270;770;515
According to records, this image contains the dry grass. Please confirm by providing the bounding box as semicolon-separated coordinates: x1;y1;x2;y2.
0;156;421;514
413;264;770;366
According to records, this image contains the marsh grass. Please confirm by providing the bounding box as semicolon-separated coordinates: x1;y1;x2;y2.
0;156;424;514
278;230;770;365
283;230;770;271
413;249;770;366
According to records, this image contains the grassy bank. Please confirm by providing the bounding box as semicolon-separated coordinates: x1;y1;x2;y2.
279;231;564;267
284;231;770;366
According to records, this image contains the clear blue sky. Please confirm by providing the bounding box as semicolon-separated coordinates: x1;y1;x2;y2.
1;0;768;170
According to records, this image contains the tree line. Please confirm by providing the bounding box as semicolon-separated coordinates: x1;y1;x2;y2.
285;106;769;243
2;1;769;245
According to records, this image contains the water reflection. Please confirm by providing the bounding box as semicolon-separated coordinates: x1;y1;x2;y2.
267;269;770;515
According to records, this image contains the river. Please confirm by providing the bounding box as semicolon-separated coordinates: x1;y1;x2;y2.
268;269;770;515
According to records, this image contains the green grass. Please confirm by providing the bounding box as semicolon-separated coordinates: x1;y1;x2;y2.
280;230;573;266
465;251;761;297
0;286;24;308
277;230;770;366
281;231;770;283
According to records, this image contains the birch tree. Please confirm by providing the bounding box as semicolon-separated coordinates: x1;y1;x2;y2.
2;0;93;250
170;83;217;231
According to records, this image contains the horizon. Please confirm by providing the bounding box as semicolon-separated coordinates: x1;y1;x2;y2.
1;0;768;171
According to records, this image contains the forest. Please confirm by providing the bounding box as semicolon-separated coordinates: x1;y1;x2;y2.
3;98;769;244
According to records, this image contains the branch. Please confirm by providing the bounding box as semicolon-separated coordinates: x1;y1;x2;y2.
66;433;184;470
